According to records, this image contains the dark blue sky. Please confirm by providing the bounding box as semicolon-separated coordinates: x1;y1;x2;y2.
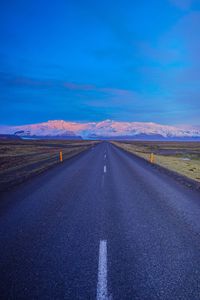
0;0;200;125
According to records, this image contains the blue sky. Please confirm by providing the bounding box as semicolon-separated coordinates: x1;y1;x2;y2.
0;0;200;125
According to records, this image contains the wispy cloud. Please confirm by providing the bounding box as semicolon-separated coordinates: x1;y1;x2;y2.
0;72;54;88
0;71;138;101
169;0;194;10
63;82;95;91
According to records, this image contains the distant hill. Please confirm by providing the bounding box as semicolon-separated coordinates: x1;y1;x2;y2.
0;134;22;140
0;120;200;140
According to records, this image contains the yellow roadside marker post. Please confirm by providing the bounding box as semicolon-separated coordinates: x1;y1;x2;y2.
150;153;154;163
59;151;63;162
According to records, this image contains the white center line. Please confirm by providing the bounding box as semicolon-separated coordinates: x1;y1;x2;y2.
97;240;108;300
104;165;107;173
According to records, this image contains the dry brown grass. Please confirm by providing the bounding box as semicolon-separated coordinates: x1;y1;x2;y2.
0;139;98;191
112;141;200;183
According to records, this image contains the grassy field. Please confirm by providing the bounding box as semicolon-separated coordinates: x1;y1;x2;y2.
113;141;200;183
0;139;98;191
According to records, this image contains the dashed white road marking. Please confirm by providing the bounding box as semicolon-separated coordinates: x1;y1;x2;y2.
104;154;106;159
104;165;107;173
97;240;108;300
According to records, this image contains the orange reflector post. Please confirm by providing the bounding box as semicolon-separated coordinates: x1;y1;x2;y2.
150;153;154;163
59;151;63;162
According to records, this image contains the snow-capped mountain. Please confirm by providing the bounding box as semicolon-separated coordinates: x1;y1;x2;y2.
0;120;200;140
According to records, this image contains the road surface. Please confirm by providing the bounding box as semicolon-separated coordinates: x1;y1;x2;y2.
0;142;200;299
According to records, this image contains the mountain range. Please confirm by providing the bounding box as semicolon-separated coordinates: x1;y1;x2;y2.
0;120;200;140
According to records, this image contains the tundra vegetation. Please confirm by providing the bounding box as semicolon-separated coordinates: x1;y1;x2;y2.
113;141;200;183
0;140;98;191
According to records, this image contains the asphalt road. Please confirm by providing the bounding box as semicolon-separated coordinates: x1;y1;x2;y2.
0;142;200;300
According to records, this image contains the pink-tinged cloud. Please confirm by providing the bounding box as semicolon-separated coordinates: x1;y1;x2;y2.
63;82;96;91
63;83;137;99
